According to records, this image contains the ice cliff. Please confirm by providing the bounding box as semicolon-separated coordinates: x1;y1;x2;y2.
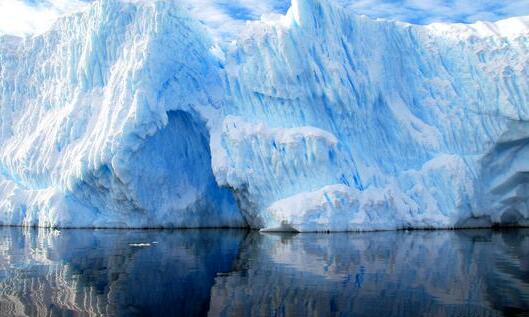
1;0;529;231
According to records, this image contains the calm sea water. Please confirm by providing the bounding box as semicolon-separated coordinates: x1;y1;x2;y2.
0;227;528;317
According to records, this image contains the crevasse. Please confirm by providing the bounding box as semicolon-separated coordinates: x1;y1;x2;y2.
1;0;528;231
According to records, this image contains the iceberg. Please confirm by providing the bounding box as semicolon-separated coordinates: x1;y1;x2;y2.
0;0;528;231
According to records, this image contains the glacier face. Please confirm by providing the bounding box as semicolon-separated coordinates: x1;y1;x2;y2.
0;0;529;231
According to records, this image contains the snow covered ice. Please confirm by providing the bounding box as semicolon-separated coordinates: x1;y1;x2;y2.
1;0;529;231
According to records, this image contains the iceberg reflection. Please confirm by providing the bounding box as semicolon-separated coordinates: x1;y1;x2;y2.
0;228;528;316
0;228;245;316
209;230;529;316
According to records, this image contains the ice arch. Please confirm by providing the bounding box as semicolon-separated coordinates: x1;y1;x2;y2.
70;110;245;228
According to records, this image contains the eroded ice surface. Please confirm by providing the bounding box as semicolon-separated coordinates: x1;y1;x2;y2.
1;0;529;230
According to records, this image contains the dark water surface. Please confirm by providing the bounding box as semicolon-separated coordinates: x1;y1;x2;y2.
0;228;528;316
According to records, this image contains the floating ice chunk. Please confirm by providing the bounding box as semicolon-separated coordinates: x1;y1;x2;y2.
129;243;152;247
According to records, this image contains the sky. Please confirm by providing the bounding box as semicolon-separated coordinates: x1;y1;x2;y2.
1;0;529;37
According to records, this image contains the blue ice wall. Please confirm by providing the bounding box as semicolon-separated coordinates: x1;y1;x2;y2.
1;0;529;230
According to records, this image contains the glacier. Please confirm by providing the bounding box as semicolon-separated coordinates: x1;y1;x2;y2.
0;0;529;231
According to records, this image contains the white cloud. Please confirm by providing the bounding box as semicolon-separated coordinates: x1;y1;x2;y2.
0;0;90;37
1;0;528;38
